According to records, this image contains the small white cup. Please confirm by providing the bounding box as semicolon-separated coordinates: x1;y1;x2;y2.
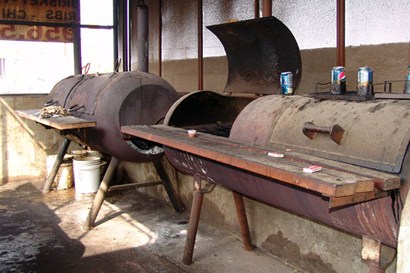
187;129;197;138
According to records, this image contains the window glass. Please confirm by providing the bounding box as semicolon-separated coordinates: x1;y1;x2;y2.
0;40;74;94
81;28;114;74
0;0;113;94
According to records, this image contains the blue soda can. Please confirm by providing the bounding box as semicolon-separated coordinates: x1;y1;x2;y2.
357;66;373;97
405;65;410;94
331;66;346;95
280;72;293;95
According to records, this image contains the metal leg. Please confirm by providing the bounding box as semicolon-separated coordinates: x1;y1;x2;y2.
361;236;396;273
397;191;410;273
232;191;254;251
43;138;71;193
153;159;184;212
183;175;205;265
83;156;120;230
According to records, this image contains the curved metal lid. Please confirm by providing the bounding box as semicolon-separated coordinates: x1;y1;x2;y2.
207;16;302;96
231;95;410;173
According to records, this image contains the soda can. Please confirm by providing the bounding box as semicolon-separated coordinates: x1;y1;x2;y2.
280;72;293;95
404;65;410;94
357;66;373;97
331;66;346;95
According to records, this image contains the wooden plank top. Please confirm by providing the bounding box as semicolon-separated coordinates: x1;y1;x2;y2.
16;109;96;131
121;125;401;199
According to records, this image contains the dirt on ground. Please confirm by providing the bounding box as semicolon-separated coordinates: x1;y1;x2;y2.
0;180;299;273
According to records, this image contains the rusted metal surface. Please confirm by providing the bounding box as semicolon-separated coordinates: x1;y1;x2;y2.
302;122;345;145
134;2;149;72
254;0;259;18
336;0;345;66
158;0;162;76
164;90;253;134
152;159;185;212
231;95;410;173
164;146;403;248
43;138;71;193
84;156;120;230
309;92;373;101
361;236;396;273
262;0;272;17
183;175;205;265
207;17;302;96
197;0;203;90
232;192;254;251
46;71;178;162
121;91;410;248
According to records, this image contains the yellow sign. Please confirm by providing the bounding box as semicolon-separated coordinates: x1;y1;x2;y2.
0;0;79;23
0;0;78;42
0;24;73;42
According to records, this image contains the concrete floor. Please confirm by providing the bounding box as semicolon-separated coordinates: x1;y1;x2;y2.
0;180;300;273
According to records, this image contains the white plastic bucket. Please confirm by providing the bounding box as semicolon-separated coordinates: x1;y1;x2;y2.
73;156;103;194
86;150;102;158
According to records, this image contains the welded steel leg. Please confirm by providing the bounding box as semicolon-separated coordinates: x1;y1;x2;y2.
397;191;410;273
183;176;204;265
232;191;254;251
153;159;184;212
83;156;120;230
361;236;396;273
43;138;71;193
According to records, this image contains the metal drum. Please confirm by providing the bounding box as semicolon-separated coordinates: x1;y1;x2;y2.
165;95;410;248
46;71;178;162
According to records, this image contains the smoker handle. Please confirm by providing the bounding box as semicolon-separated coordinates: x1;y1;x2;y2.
302;122;344;145
68;105;84;112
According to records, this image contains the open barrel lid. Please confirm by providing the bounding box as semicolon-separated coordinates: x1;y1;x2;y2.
207;16;302;96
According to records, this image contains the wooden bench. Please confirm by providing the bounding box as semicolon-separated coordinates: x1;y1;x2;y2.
121;124;400;208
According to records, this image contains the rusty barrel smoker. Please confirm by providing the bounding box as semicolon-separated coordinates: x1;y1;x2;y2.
46;70;178;162
43;70;184;229
165;95;410;245
120;17;409;272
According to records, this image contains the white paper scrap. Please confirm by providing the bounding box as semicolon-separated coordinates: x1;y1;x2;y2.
268;152;284;158
303;165;322;173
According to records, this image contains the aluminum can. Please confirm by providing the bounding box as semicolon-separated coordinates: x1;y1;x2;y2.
357;66;373;97
331;66;346;95
405;65;410;94
280;72;293;95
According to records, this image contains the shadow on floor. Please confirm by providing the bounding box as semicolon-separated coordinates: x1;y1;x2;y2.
0;182;187;273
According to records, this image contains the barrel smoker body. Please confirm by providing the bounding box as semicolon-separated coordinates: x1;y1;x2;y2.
46;71;178;162
165;95;410;249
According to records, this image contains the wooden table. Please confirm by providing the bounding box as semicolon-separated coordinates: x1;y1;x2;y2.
121;124;400;208
15;109;96;130
16;109;96;193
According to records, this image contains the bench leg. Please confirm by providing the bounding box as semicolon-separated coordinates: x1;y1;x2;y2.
153;159;184;212
183;175;212;265
232;191;254;251
83;156;120;230
43;138;71;193
361;236;396;273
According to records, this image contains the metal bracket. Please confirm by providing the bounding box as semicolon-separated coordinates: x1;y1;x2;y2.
303;122;345;145
361;236;396;273
193;174;216;194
